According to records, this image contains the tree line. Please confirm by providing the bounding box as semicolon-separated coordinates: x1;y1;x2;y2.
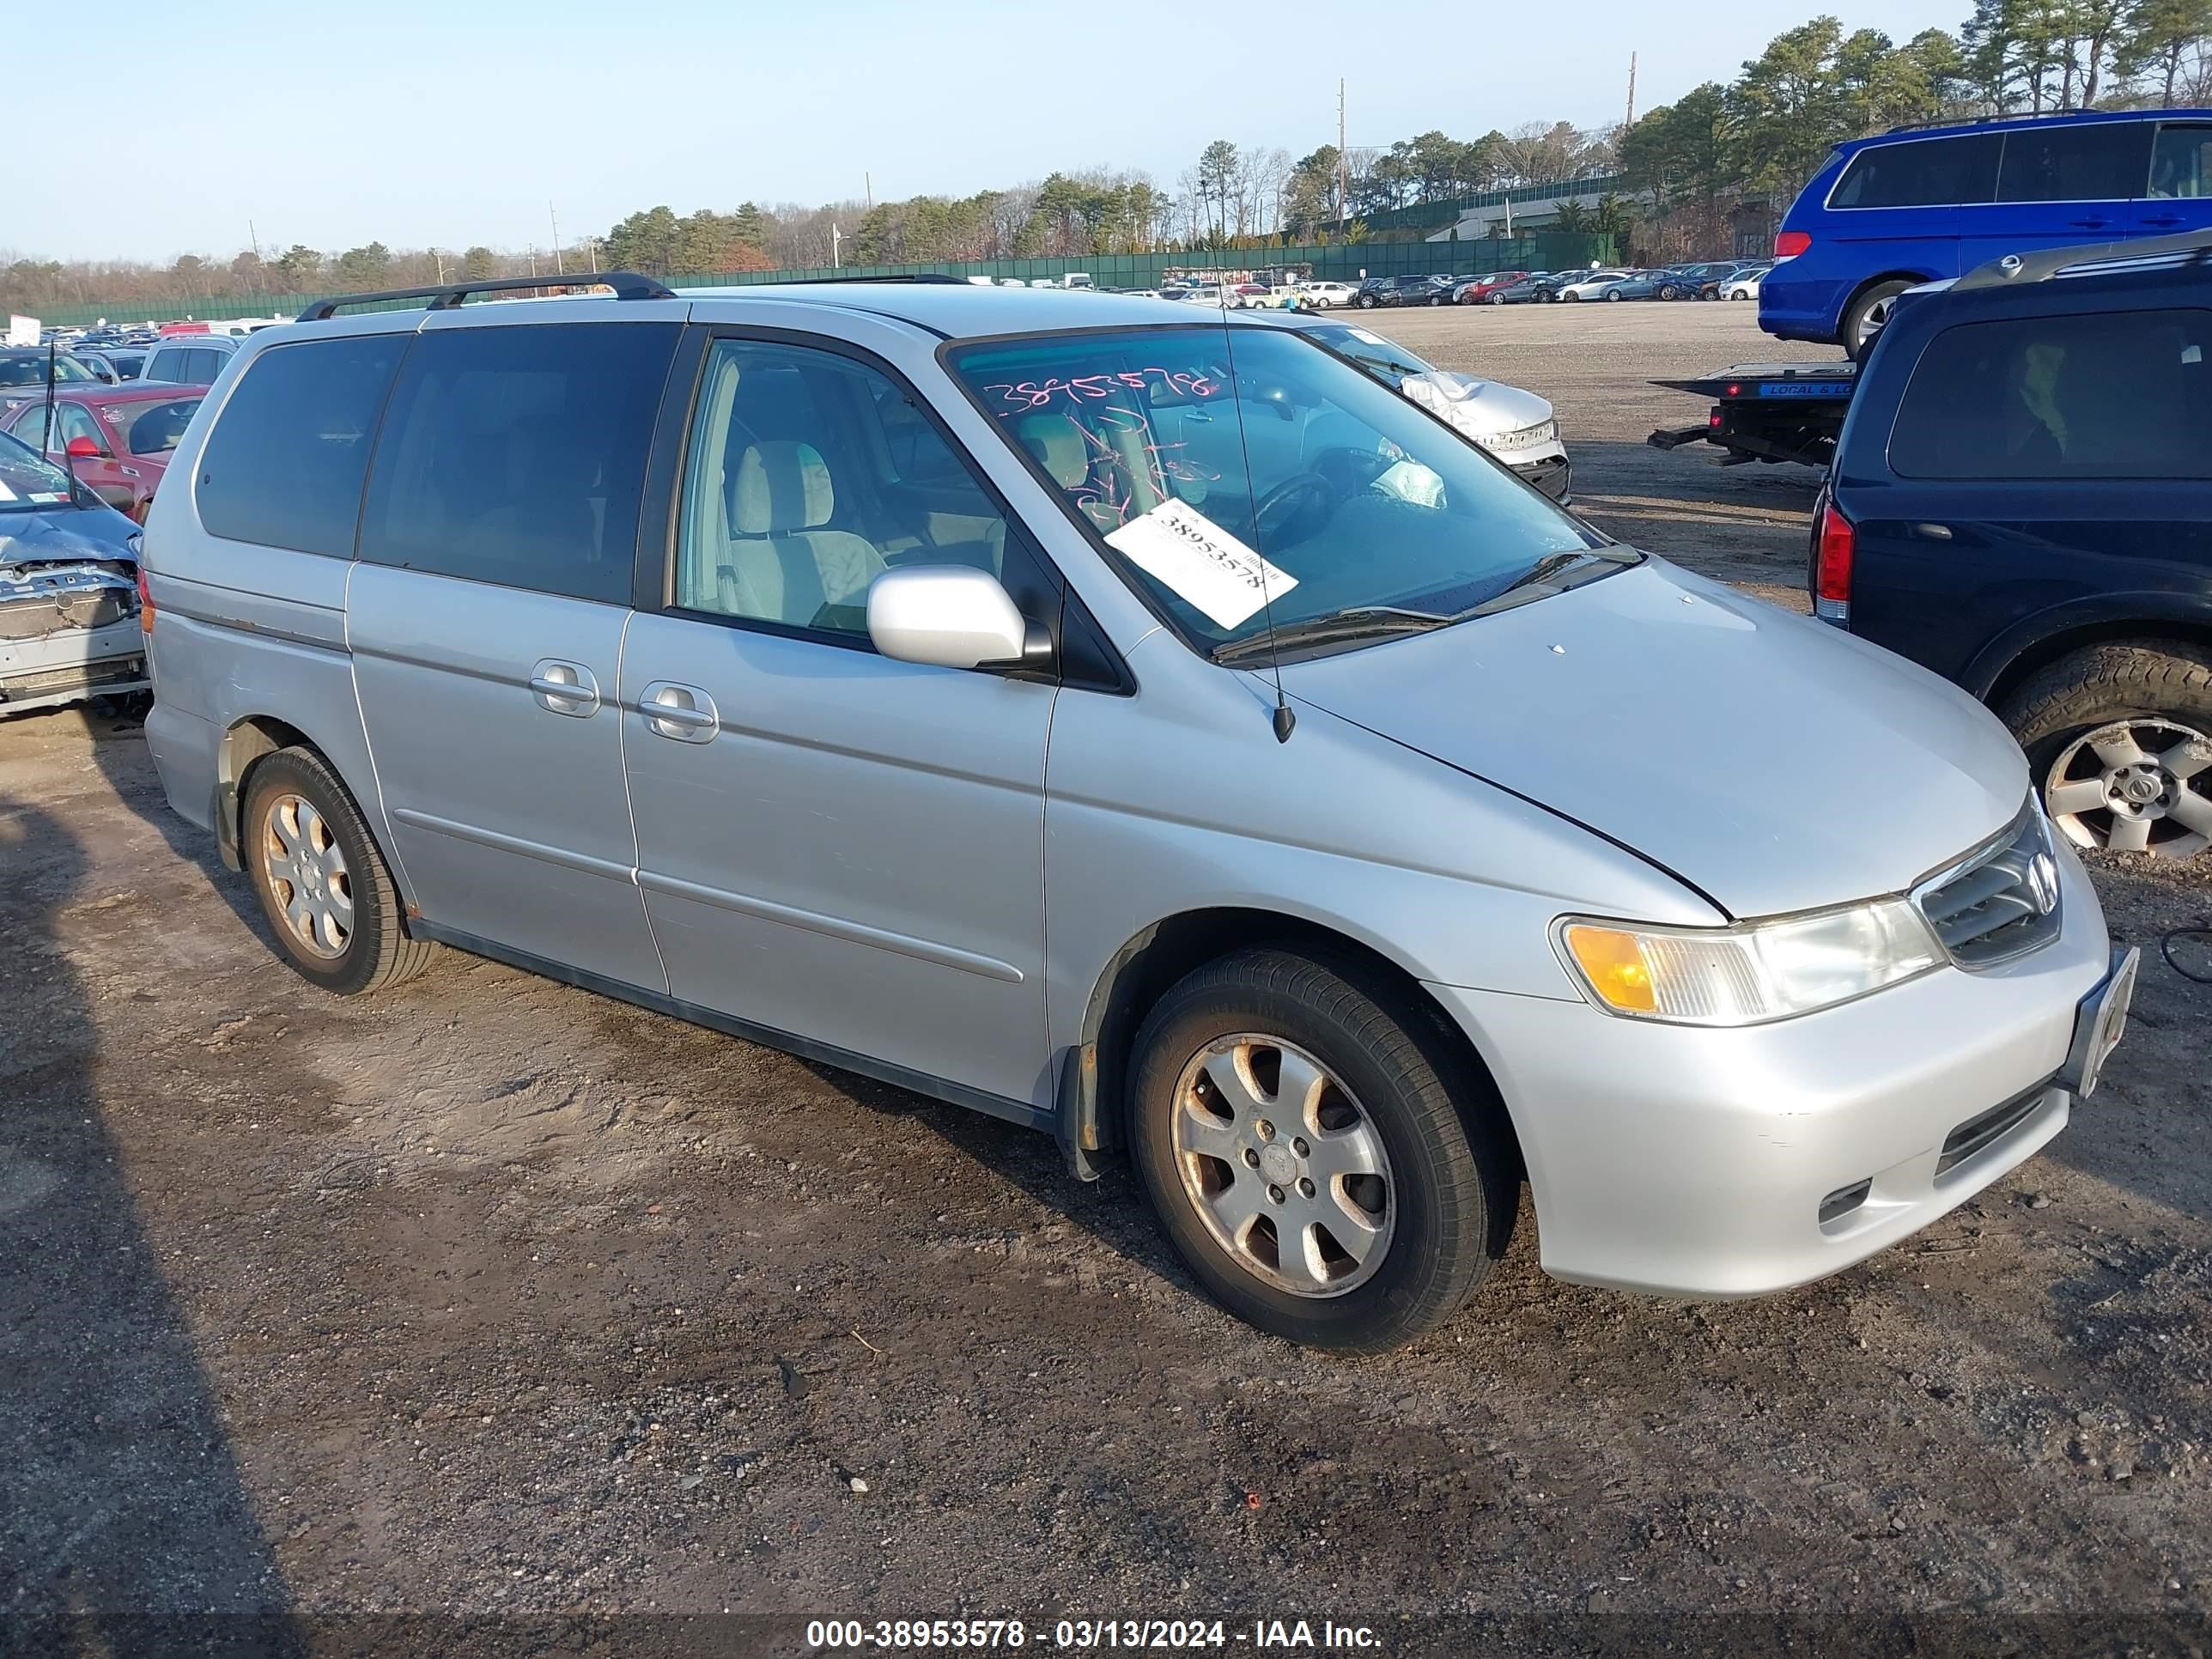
6;0;2206;317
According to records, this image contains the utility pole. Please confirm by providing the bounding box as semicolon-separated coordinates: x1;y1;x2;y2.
831;222;842;269
1336;79;1349;233
432;247;448;283
1625;52;1638;131
550;202;563;275
865;172;873;210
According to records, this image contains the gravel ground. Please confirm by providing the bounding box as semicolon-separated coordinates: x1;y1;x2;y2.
3;301;2209;1658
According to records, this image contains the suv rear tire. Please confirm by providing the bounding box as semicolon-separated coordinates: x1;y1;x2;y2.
1127;948;1516;1351
1844;279;1914;362
241;747;437;994
2002;642;2212;861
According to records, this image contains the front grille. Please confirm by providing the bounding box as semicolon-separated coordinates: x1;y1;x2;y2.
1914;808;2063;968
1936;1084;2050;1176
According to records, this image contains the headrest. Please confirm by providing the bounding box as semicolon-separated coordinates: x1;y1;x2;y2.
1015;415;1088;490
732;441;834;534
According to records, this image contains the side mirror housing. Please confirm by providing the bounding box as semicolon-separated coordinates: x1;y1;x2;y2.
867;566;1049;672
64;434;103;459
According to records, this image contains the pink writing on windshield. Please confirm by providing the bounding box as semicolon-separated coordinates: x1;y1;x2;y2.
983;366;1218;411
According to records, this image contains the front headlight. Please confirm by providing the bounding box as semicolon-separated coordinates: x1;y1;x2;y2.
1557;900;1942;1026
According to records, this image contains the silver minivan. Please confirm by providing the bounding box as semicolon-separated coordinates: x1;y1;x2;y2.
141;276;2136;1351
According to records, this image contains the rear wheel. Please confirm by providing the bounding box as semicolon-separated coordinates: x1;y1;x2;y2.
1127;949;1516;1351
242;747;437;993
1844;279;1914;361
2002;643;2212;861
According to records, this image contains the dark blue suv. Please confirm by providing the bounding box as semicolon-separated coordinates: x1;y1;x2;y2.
1813;231;2212;864
1763;109;2212;358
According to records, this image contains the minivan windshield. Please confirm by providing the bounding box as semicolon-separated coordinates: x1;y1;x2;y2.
945;325;1610;656
0;429;81;512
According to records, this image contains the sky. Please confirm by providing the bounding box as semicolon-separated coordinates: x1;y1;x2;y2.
14;0;1962;264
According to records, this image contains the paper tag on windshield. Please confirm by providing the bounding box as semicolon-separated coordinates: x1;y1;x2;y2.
1104;497;1297;630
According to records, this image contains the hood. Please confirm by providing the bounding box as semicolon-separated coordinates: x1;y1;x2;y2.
1398;372;1552;439
1279;560;2029;919
0;507;140;572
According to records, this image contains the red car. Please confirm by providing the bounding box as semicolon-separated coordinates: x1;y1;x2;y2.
1453;270;1530;305
0;382;209;522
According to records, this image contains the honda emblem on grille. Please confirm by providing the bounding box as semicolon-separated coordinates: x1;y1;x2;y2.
2026;851;2060;916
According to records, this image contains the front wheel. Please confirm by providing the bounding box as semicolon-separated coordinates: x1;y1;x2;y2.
242;746;437;994
1356;295;1376;308
1128;949;1516;1351
2003;643;2212;861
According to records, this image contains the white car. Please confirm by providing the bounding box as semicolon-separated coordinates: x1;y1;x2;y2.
1553;270;1633;302
1723;268;1767;301
1295;281;1359;309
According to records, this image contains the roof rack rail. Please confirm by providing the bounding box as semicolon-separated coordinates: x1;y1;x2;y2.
785;273;972;285
296;270;675;323
1955;224;2212;289
1884;107;2099;135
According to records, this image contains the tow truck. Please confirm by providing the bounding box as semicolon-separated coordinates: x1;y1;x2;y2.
1645;359;1856;470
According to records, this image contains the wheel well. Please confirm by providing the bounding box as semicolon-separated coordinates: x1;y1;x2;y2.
1984;623;2212;714
1075;908;1520;1174
1842;270;1929;322
214;716;314;868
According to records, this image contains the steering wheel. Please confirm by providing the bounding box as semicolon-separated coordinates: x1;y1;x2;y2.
1249;471;1334;542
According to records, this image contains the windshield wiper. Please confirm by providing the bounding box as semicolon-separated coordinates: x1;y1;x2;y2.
1212;605;1453;665
1457;547;1639;617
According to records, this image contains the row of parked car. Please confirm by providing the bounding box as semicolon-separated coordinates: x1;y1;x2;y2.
1334;264;1776;309
0;343;220;524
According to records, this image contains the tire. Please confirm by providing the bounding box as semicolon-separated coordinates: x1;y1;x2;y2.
1127;948;1516;1351
1844;279;1914;362
240;746;437;994
1429;294;1445;306
1605;288;1624;301
1356;294;1376;308
1490;292;1506;305
2001;643;2212;861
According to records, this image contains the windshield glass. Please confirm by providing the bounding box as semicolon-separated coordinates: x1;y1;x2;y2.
0;429;80;511
118;396;203;455
0;352;95;389
945;325;1601;653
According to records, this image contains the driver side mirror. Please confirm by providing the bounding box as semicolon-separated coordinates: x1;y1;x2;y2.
65;435;103;459
866;566;1051;672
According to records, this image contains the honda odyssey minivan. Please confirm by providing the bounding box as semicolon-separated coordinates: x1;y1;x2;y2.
141;274;2136;1351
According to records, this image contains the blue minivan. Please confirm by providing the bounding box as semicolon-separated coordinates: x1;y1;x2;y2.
1761;108;2212;357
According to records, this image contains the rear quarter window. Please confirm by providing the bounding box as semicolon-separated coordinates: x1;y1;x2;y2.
356;321;678;604
195;335;404;556
1997;121;2155;203
1830;133;2000;208
1888;307;2212;480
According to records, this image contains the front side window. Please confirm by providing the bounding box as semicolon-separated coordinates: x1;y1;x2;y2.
359;321;678;603
2150;123;2212;199
945;325;1601;656
1996;121;2154;204
674;338;1015;639
56;404;107;455
1831;133;2001;208
197;335;404;556
1889;308;2211;480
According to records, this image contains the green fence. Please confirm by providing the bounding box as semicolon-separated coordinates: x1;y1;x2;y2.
22;233;1614;328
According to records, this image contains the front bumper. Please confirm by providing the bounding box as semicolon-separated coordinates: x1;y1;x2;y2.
0;614;148;717
1430;842;2116;1297
1509;453;1571;501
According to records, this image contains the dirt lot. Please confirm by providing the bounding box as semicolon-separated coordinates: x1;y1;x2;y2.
4;302;2210;1657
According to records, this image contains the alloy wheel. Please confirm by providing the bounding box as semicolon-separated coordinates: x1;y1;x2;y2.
2044;718;2212;859
263;793;355;957
1170;1035;1395;1297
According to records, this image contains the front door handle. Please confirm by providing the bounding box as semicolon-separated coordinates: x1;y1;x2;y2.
2069;216;2112;229
529;659;601;717
641;680;720;743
